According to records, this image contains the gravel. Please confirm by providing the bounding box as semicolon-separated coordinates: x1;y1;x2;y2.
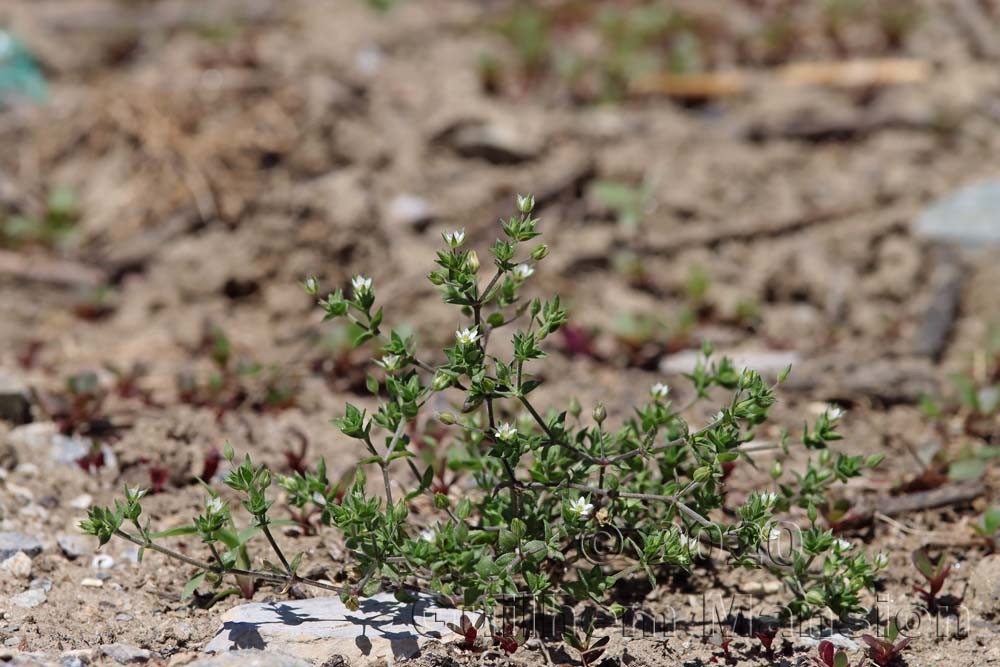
0;531;42;560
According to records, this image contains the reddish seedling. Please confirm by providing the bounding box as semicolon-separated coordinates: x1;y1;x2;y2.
822;498;862;532
108;362;158;407
861;621;910;666
201;447;222;481
177;323;299;418
911;547;951;609
491;623;524;656
447;613;485;651
811;640;867;667
752;625;778;659
560;324;601;360
283;430;310;475
36;371;116;439
149;466;170;494
563;625;610;667
707;627;734;665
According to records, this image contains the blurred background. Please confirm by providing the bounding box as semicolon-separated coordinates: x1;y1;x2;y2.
0;0;999;657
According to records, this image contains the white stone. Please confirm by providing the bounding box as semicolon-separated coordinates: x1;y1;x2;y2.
12;588;46;608
915;180;1000;246
659;349;799;377
186;650;313;667
1;552;32;578
70;494;94;510
92;554;115;570
203;592;461;665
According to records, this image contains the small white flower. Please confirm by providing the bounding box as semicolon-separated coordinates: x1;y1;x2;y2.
442;229;466;247
303;276;319;295
127;486;146;501
420;528;435;542
455;327;480;346
312;491;327;506
826;405;845;421
494;422;517;442
758;491;777;507
569;496;594;519
351;275;373;296
650;382;670;401
512;264;534;281
768;527;782;541
206;496;224;514
874;552;889;568
681;534;700;552
377;354;402;371
834;538;853;552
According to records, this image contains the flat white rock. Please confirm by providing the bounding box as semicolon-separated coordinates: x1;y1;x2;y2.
203;593;460;665
659;349;799;377
914;180;1000;246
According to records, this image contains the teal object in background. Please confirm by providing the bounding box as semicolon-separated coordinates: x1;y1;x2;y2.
0;30;48;107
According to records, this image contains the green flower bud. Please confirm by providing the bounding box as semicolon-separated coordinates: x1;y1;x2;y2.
770;459;783;479
427;271;446;286
303;276;319;295
516;193;535;214
693;466;713;483
530;244;548;261
432;372;452;391
592;403;607;424
466;250;480;273
223;441;235;462
866;453;885;468
438;412;456;425
568;397;582;418
434;493;450;509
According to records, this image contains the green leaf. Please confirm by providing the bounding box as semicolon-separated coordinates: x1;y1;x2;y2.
948;458;985;482
149;525;199;539
182;572;207;600
912;548;933;579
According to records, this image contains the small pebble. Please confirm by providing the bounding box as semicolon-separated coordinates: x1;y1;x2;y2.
12;588;46;608
13;463;38;477
61;650;93;667
58;534;91;559
81;577;104;588
0;531;42;560
100;643;150;664
0;551;32;578
30;578;52;592
386;193;433;229
92;554;115;570
69;494;93;510
5;484;32;503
